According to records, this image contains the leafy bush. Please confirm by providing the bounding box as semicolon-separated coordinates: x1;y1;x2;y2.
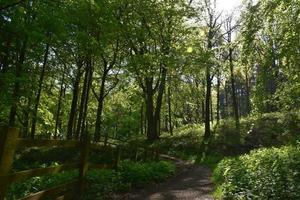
7;170;78;199
119;160;176;187
213;145;300;199
214;118;251;147
244;112;300;147
13;147;79;171
85;169;129;200
85;160;175;199
7;160;175;200
213;112;300;154
157;124;204;160
89;146;116;165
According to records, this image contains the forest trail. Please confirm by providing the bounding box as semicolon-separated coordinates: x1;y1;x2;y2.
127;156;214;200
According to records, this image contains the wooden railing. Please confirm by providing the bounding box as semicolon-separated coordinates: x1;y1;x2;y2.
0;126;159;200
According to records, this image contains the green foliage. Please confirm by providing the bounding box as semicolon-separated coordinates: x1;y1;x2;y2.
213;145;300;199
213;112;300;154
119;160;175;187
244;112;300;147
7;156;175;199
13;147;79;171
240;0;300;113
85;169;128;200
89;147;116;165
158;124;204;161
85;160;175;199
199;154;224;170
6;170;78;199
214;119;250;147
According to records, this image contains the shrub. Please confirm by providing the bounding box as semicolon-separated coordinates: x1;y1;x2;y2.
119;160;176;187
157;124;204;160
213;145;300;199
85;169;129;200
7;160;176;200
6;170;78;199
244;112;300;148
212;112;300;154
13;147;79;171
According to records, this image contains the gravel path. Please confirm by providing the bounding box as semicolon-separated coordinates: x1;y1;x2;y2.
127;156;214;200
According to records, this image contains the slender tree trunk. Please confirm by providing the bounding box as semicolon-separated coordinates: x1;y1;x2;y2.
94;69;108;142
164;90;168;131
75;60;91;140
203;64;212;142
54;71;65;139
154;67;167;137
31;43;50;139
216;73;220;123
167;77;173;135
201;100;205;123
225;82;229;118
245;71;251;115
9;38;28;127
79;57;93;141
203;27;213;143
210;95;213;123
229;48;240;129
67;63;82;139
145;78;157;140
144;109;147;136
140;102;144;135
75;74;86;139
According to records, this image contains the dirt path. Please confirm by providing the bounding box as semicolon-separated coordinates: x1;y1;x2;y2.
127;156;214;200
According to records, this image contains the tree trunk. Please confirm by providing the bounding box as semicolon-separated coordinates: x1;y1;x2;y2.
31;43;50;139
245;71;251;115
203;64;211;142
54;71;65;139
8;38;27;127
225;82;229;118
154;67;167;137
75;58;93;140
140;102;144;135
216;73;220;123
229;48;240;130
145;77;157;140
75;72;87;139
210;95;213;123
79;58;93;141
167;77;173;135
67;62;82;139
94;69;108;142
201;100;205;123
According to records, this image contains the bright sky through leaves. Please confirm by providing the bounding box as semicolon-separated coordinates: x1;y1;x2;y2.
216;0;242;12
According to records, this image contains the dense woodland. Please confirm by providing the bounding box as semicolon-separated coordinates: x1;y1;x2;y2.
0;0;300;199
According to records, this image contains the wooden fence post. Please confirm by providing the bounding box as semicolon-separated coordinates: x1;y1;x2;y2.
0;127;19;200
79;132;90;198
114;146;121;169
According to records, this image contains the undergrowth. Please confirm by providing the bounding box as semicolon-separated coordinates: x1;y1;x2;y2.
6;160;175;200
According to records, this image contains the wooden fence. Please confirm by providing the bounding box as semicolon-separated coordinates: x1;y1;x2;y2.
0;126;159;200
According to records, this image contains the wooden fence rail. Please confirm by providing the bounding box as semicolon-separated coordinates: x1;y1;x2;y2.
0;126;159;200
